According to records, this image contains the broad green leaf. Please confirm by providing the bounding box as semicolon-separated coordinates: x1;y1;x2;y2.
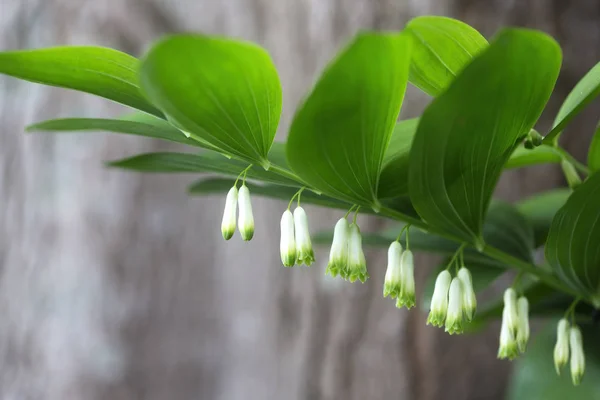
505;145;562;169
517;189;571;247
587;123;600;173
108;151;298;187
378;118;419;198
508;324;600;400
286;32;412;210
546;61;600;143
408;29;561;248
139;35;282;168
404;16;488;96
545;172;600;304
0;47;161;117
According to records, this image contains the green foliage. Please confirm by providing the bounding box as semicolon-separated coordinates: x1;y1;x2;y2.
588;123;600;173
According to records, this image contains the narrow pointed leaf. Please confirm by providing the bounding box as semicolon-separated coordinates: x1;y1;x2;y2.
139;35;282;167
587;123;600;173
404;16;488;96
0;47;161;117
517;188;571;247
286;32;412;210
408;29;561;247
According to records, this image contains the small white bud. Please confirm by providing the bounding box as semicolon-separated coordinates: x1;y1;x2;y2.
569;325;585;386
503;288;519;335
458;267;477;321
221;186;238;240
345;223;368;283
326;218;349;278
427;270;451;327
237;184;254;241
554;318;570;375
516;297;530;353
396;250;416;309
445;277;464;335
293;207;315;266
497;307;519;360
280;210;296;267
383;241;403;299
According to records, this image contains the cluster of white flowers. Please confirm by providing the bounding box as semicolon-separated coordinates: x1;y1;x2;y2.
426;267;477;334
554;318;585;385
497;288;530;360
279;206;315;267
221;184;255;241
325;218;369;282
383;241;416;309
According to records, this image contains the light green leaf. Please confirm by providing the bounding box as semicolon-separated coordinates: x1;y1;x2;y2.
139;34;282;168
378;118;419;198
404;16;488;96
508;324;600;400
587;123;600;173
286;32;412;210
517;188;571;247
546;61;600;143
545;172;600;304
0;47;161;117
408;29;561;247
505;145;562;169
108;151;298;187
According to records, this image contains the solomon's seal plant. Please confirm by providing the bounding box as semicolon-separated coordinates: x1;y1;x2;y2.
3;15;600;396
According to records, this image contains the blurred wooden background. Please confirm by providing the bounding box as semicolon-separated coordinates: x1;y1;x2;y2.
1;0;599;399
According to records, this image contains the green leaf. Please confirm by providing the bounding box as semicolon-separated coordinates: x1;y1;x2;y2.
286;32;412;210
546;61;600;143
0;47;161;117
139;35;282;168
378;118;419;198
545;172;600;304
587;123;600;173
508;324;600;400
517;188;571;247
505;145;562;169
108;151;298;187
404;16;488;96
408;29;561;247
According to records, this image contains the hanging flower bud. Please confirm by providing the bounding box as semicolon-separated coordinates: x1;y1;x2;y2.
383;241;403;299
427;270;451;327
503;288;519;335
554;318;570;375
497;307;519;360
516;297;530;353
396;250;416;309
569;325;585;386
326;218;349;278
280;210;296;267
445;277;464;335
458;267;477;321
293;207;315;266
237;184;255;241
345;223;368;283
221;186;238;240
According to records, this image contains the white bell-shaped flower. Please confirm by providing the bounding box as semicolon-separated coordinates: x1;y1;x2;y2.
383;241;403;299
516;297;530;353
458;267;477;321
502;288;519;334
293;207;315;266
445;277;464;334
497;307;519;360
427;270;452;327
280;210;296;267
221;186;238;240
554;318;570;375
345;223;368;283
326;218;349;278
396;250;415;309
569;325;585;386
237;184;254;241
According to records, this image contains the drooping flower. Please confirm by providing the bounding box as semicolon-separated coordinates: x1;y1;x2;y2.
458;267;477;321
427;270;452;327
396;250;415;309
237;184;255;241
569;325;585;386
445;277;464;335
516;297;530;353
554;318;570;375
326;218;349;278
345;223;368;283
280;210;296;267
383;241;403;299
497;307;519;360
293;207;315;266
221;185;238;240
503;288;519;335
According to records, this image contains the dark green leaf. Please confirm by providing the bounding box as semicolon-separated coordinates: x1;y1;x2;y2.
404;16;488;96
587;123;600;173
508;324;600;400
408;29;561;247
517;188;571;247
505;145;562;169
545;172;600;304
378;118;419;198
286;32;412;210
0;47;161;117
546;61;600;143
139;34;282;167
